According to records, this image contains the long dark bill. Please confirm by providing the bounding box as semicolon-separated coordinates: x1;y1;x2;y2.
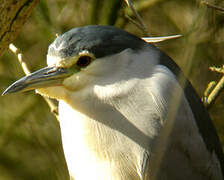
2;67;73;95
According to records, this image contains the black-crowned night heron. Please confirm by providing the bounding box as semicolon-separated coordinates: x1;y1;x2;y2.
3;25;224;180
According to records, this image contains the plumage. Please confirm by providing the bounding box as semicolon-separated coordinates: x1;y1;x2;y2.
3;25;224;180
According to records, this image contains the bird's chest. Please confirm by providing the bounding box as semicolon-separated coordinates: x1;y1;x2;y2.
58;100;141;180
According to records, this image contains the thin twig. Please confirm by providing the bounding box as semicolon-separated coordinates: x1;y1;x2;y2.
202;1;224;12
124;14;147;34
209;66;224;74
124;0;149;35
203;65;224;107
205;76;224;107
201;1;224;107
8;43;59;119
124;0;182;42
9;44;31;75
202;81;216;105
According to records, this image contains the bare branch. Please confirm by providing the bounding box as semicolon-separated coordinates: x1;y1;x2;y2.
9;44;31;75
124;0;182;43
203;65;224;107
209;66;224;74
124;14;147;34
205;77;224;107
202;1;224;12
202;81;216;105
8;43;59;119
124;0;149;35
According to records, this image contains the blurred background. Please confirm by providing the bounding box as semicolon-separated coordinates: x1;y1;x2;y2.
0;0;224;179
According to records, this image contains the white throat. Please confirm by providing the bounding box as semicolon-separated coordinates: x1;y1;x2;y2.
57;48;160;180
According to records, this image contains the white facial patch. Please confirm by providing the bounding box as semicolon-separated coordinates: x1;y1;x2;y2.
47;50;94;68
47;55;75;68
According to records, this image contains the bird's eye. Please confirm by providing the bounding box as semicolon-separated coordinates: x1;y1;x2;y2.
76;55;92;68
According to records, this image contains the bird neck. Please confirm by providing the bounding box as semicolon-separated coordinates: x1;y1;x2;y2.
58;99;142;180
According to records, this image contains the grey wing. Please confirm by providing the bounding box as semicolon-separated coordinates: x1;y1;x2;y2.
141;50;224;180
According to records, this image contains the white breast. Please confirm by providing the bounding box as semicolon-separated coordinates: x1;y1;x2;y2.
59;100;143;180
59;101;113;180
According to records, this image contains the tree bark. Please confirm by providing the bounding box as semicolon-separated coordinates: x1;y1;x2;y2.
0;0;39;57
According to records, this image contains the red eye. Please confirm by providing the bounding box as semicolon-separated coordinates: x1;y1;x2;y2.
76;56;92;68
